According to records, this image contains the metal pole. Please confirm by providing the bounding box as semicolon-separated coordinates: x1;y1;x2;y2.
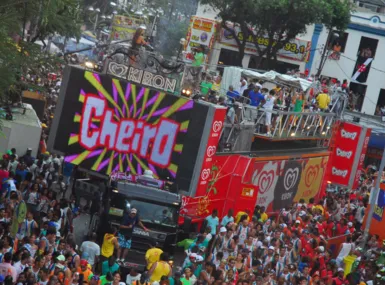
150;13;158;38
93;13;99;34
316;29;331;78
363;146;385;244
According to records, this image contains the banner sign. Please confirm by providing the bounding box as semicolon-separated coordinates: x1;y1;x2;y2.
195;108;227;196
184;16;217;62
110;15;146;41
107;62;182;95
352;128;371;189
295;157;328;201
328;122;362;186
49;67;211;191
185;16;217;51
373;190;385;221
219;24;311;62
244;156;328;211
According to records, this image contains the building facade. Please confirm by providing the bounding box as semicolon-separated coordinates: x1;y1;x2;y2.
196;2;385;116
309;10;385;115
195;4;314;74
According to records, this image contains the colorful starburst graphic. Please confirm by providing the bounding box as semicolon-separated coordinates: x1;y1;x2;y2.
64;71;194;178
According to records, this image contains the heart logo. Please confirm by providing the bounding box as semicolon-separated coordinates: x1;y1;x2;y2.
305;165;319;187
283;168;299;191
258;170;275;194
206;146;216;157
108;62;128;78
212;121;223;133
201;169;211;180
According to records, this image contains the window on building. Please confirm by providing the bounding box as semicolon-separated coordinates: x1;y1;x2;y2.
359;2;381;12
349;82;367;111
218;48;241;67
351;36;378;83
331;31;349;53
375;89;385;116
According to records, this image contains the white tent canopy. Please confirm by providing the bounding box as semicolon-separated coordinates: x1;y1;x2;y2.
221;67;312;94
242;69;312;91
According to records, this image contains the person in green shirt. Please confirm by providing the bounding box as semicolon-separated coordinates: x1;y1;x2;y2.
177;239;195;251
180;267;196;285
200;76;213;96
192;46;204;67
99;273;113;285
102;256;120;276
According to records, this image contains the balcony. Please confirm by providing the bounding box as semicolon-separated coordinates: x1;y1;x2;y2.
221;94;347;152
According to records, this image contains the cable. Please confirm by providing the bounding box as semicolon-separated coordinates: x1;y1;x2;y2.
339;53;385;75
334;59;380;109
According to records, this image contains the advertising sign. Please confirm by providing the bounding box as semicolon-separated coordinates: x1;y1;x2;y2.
106;59;184;96
295;156;329;202
219;24;311;62
49;67;210;191
186;16;217;51
195;108;227;197
184;16;217;61
250;161;280;209
352;128;371;189
373;190;385;222
244;156;328;211
328;122;362;186
273;160;303;210
110;15;146;41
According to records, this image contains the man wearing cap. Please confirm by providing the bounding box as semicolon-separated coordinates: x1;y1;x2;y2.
117;208;148;263
212;227;227;256
333;268;347;285
54;255;72;280
77;259;94;284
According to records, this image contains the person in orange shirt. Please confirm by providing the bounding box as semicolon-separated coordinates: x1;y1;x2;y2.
77;260;93;284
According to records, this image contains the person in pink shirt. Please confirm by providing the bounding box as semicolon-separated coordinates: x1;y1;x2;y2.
0;163;9;186
0;252;17;282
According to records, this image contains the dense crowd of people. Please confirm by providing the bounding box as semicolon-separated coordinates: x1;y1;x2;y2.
1;48;383;285
172;173;385;285
0;146;381;285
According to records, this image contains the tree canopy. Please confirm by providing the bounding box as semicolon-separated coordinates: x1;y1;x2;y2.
0;0;83;101
201;0;352;68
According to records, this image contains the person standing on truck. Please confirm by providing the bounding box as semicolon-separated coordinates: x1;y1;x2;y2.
117;208;148;263
100;226;119;270
145;241;163;270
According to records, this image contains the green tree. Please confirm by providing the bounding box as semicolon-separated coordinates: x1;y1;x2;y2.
0;0;82;100
201;0;352;68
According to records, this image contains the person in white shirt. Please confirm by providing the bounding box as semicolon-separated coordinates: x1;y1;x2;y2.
263;90;276;136
7;155;19;173
239;77;247;96
80;233;101;267
0;253;17;282
126;268;141;285
14;253;31;277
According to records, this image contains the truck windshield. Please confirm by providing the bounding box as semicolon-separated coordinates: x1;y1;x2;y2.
110;194;178;227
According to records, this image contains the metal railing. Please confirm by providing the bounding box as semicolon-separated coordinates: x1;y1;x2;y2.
222;105;337;145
